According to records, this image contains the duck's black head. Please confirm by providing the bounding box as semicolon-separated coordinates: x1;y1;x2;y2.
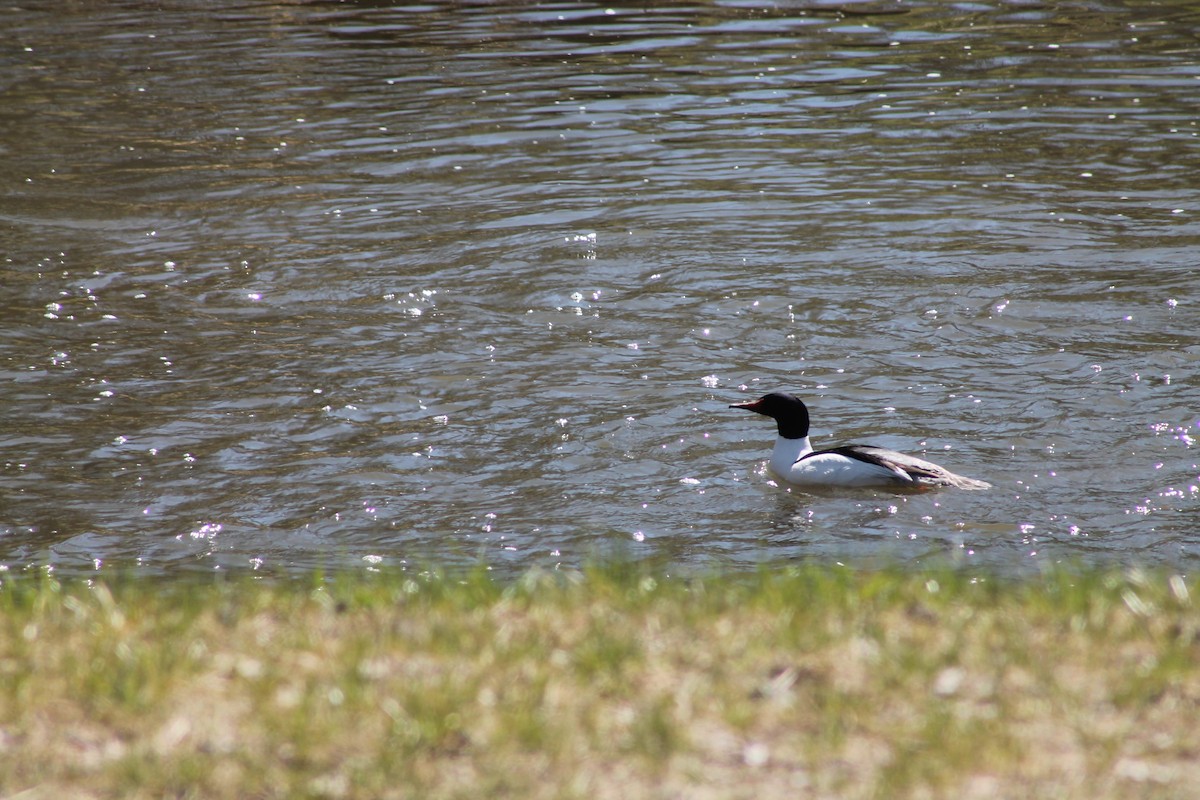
729;392;811;440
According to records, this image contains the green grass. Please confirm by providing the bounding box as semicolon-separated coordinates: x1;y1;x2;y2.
1;564;1198;799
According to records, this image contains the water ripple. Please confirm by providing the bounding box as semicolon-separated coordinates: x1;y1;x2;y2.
3;0;1200;575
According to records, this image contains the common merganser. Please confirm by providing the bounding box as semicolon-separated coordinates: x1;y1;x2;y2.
731;392;990;490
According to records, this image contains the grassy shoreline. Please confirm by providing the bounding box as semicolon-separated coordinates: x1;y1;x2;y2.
2;564;1198;799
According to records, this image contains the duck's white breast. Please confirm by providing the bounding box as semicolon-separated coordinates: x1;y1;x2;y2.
778;451;911;487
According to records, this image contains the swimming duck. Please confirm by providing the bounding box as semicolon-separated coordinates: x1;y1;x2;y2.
731;392;990;490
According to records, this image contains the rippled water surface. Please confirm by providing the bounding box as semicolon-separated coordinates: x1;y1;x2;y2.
3;0;1199;577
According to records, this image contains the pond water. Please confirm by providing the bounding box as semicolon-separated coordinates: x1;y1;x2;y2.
2;0;1199;577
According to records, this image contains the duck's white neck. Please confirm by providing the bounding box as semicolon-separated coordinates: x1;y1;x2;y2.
769;435;812;480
